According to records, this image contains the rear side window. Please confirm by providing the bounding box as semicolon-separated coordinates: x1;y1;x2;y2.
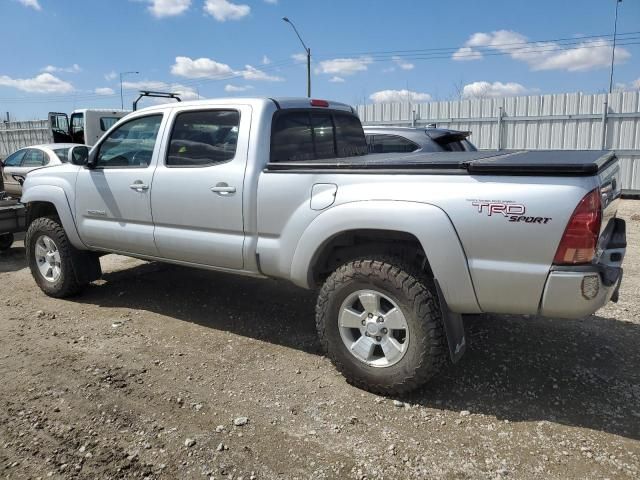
167;110;240;167
270;110;367;162
366;134;419;153
3;150;26;167
21;149;48;167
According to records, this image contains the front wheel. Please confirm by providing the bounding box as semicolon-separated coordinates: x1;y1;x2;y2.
26;217;87;298
316;257;447;395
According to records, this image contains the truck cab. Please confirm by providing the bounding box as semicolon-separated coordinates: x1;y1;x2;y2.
48;109;129;146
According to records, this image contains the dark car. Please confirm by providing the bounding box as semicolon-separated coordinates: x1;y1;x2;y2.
363;126;477;154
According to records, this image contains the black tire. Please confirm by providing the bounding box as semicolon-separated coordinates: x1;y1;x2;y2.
316;257;447;395
26;217;87;298
0;233;13;251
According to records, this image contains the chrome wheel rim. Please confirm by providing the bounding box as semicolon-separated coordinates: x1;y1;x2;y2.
34;235;61;283
338;289;409;368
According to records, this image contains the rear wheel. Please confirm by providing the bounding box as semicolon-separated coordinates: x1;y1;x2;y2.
26;217;87;298
0;233;13;251
316;256;447;395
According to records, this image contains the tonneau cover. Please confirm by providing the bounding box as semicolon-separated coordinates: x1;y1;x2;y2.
266;150;617;176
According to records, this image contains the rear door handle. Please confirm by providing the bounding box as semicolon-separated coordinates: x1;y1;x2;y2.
211;183;236;195
129;182;149;191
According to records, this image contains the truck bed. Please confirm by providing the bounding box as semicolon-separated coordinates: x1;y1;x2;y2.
265;150;616;176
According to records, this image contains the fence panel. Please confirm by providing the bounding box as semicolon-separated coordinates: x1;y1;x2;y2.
356;91;640;193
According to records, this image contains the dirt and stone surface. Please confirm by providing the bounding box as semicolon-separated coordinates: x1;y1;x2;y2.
1;201;639;479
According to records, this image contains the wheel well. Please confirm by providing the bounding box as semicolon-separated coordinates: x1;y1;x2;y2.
26;201;59;225
310;229;433;287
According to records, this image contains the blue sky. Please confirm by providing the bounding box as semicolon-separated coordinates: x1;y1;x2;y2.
1;0;639;119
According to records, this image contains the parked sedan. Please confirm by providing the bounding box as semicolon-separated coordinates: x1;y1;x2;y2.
1;144;78;197
364;126;477;154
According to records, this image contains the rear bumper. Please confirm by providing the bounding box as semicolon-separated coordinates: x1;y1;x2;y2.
539;265;622;319
539;217;625;319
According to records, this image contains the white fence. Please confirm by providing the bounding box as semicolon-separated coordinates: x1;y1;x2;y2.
357;91;640;193
0;120;53;159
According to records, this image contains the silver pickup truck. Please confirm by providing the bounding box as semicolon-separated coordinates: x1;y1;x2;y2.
21;97;626;394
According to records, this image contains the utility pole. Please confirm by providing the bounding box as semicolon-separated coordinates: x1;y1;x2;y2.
283;17;311;97
120;71;139;109
608;0;622;94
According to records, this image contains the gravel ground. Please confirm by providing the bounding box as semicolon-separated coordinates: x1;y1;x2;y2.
0;201;639;480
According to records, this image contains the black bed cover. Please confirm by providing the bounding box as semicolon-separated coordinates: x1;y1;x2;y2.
266;150;617;176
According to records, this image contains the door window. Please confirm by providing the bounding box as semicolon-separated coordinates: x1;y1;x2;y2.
100;117;121;131
70;113;85;144
167;110;240;167
3;150;26;167
21;149;48;167
96;115;163;168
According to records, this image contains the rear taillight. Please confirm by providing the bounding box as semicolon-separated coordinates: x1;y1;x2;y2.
553;188;602;265
310;99;329;107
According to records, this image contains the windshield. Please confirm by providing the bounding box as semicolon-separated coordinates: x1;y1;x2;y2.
52;148;70;162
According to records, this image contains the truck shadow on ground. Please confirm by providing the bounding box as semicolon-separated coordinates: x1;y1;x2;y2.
74;261;640;441
0;244;26;273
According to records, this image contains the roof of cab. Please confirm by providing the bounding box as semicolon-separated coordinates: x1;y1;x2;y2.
132;97;354;114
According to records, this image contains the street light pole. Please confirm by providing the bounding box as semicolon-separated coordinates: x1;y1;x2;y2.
120;71;139;109
283;17;311;97
608;0;622;94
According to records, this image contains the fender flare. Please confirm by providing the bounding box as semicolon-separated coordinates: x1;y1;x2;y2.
21;185;86;250
289;200;481;314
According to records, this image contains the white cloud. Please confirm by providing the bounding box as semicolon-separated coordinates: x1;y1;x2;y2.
392;56;414;70
240;65;283;82
291;53;307;63
614;78;640;91
105;71;118;81
316;57;372;76
42;64;82;74
453;30;631;72
122;80;201;101
264;0;278;4
0;73;73;93
94;87;115;95
451;46;483;61
204;0;250;21
262;55;271;65
17;0;41;11
461;81;534;98
224;84;253;92
171;56;234;78
146;0;191;17
369;89;432;104
329;76;345;83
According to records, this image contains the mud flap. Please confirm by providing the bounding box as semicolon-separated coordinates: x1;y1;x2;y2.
435;280;466;363
71;249;102;284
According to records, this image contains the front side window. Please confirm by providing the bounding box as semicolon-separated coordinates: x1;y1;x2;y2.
96;115;162;168
70;113;85;143
100;117;120;131
167;110;240;167
270;110;367;162
3;150;26;167
21;149;48;167
367;134;420;153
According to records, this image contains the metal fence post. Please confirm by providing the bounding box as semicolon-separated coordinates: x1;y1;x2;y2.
496;106;504;151
600;98;609;150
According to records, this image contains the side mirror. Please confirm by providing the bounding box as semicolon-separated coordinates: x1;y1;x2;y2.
68;145;89;166
86;149;98;169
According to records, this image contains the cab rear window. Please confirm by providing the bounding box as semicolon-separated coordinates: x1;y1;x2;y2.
270;110;367;162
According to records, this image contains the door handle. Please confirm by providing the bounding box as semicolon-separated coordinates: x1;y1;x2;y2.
129;182;149;191
211;183;236;195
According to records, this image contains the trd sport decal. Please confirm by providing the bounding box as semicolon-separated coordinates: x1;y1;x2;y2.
469;200;552;224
